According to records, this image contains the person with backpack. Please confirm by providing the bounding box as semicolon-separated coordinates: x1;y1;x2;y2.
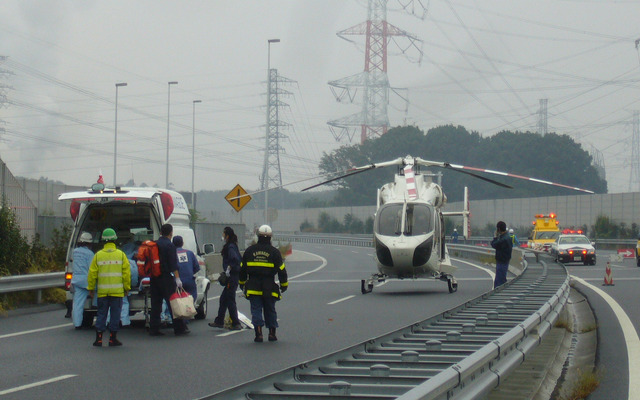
149;223;189;336
209;227;242;331
87;228;131;347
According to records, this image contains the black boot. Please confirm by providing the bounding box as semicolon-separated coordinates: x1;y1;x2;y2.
254;326;263;343
109;331;122;347
268;327;277;342
93;331;103;347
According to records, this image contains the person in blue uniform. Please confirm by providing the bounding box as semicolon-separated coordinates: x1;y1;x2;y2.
209;227;242;331
71;232;95;329
491;221;513;288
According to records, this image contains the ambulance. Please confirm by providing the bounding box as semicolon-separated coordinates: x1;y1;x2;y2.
527;213;561;251
58;181;212;328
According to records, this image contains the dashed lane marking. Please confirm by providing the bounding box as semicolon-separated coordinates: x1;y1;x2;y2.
328;295;355;305
572;276;640;400
0;323;73;340
0;374;77;395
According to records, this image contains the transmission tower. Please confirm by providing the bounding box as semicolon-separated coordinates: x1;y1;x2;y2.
328;0;425;144
630;111;640;192
537;98;548;136
260;68;293;191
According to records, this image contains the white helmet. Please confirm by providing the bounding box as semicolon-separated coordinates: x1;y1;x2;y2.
79;232;93;243
508;228;514;234
453;228;457;232
257;224;272;237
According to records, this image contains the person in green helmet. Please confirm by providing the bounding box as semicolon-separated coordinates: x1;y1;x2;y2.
87;228;131;347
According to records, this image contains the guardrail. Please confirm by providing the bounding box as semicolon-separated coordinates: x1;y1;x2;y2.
0;272;65;303
199;240;569;399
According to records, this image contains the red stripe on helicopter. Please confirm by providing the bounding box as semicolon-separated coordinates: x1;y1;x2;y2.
449;164;594;194
404;165;418;200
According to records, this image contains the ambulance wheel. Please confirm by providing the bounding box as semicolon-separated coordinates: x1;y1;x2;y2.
447;278;458;293
195;288;208;320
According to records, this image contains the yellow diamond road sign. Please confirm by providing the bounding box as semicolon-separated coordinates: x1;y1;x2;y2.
225;184;251;212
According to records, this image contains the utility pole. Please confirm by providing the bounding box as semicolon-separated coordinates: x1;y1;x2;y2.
537;99;548;136
630;111;640;192
328;0;424;144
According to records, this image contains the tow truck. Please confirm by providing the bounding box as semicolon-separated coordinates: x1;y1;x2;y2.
528;213;560;251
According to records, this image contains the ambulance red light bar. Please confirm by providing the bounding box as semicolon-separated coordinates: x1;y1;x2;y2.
160;192;174;220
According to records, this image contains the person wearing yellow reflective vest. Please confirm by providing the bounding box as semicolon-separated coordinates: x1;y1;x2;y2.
240;225;288;342
87;228;131;347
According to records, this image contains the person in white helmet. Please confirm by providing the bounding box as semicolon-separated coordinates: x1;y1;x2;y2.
71;232;95;329
508;228;520;247
451;228;459;243
240;225;288;342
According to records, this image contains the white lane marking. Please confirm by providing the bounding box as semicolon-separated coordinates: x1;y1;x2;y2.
216;329;246;337
207;250;328;301
328;295;355;305
452;258;495;281
0;323;73;340
351;250;359;254
572;276;640;400
580;277;640;282
0;374;77;395
288;251;328;280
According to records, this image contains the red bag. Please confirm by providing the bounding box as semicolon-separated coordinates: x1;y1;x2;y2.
137;240;161;278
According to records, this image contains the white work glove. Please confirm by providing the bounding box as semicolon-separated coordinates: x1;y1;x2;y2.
175;277;183;290
225;266;231;277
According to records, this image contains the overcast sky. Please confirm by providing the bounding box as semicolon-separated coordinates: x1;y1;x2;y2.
1;0;639;195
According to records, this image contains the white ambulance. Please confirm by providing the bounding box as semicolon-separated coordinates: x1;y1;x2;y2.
58;182;212;328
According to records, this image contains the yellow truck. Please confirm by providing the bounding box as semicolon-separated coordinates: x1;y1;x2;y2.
528;213;561;251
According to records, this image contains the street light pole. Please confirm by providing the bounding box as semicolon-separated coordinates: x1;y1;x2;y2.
114;82;127;187
191;100;201;210
264;38;280;224
166;81;178;188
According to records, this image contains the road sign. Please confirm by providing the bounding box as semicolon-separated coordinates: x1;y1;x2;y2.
225;184;251;212
617;248;635;258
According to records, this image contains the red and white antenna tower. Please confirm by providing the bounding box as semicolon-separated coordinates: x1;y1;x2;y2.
328;0;425;144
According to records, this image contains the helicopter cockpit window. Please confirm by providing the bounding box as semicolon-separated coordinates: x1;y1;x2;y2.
404;204;432;236
377;204;403;236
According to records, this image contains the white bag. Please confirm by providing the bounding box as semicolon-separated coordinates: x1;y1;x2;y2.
169;288;197;319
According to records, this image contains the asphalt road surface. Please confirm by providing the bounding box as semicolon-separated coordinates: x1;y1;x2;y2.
0;243;495;400
550;249;640;400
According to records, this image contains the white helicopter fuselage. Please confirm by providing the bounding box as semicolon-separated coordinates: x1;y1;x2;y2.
372;168;456;279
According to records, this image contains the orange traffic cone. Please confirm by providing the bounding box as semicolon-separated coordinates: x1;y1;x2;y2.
603;262;615;286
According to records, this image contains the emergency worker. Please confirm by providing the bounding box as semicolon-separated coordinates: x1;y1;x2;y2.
240;225;288;342
209;226;242;331
149;223;189;336
71;232;94;329
451;228;459;243
87;228;131;347
173;235;200;303
509;228;520;247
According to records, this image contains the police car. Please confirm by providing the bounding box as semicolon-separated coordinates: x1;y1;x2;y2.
550;232;596;265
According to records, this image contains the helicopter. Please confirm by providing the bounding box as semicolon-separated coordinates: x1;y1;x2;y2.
302;155;594;294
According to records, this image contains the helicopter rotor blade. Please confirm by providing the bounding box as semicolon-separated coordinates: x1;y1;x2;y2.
446;163;595;194
301;165;376;192
442;164;513;189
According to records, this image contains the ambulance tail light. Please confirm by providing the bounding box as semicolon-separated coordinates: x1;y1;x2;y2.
70;201;80;221
65;271;73;291
160;192;174;221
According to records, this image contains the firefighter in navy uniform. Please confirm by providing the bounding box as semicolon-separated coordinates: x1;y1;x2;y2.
239;225;288;342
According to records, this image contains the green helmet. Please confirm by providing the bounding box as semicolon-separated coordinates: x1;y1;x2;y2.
102;228;117;241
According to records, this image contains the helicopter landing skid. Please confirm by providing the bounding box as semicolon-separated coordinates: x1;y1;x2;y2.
439;274;458;293
361;274;386;294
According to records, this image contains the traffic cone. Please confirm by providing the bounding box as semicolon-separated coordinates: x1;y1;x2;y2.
603;262;615;286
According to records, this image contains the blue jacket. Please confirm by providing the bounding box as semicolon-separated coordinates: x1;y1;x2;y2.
71;246;94;288
176;248;200;288
491;232;513;263
156;236;178;276
222;242;242;285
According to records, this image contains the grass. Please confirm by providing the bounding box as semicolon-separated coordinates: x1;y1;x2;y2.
0;288;66;316
563;369;601;400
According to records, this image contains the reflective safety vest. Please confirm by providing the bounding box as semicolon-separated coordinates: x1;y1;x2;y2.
240;241;288;299
87;242;131;298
